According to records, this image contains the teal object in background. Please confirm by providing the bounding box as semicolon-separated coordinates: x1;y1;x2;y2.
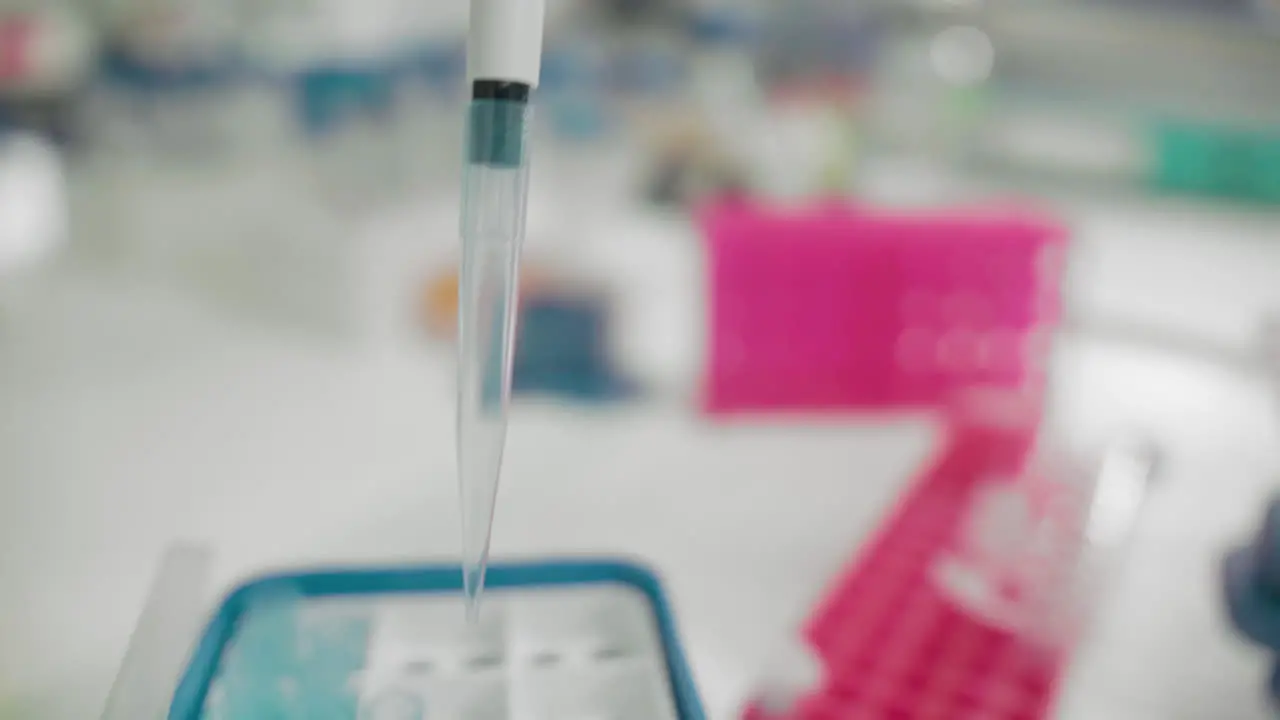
1150;122;1226;194
295;66;397;138
1253;138;1280;202
512;293;635;402
541;47;611;142
1223;497;1280;704
1151;120;1280;203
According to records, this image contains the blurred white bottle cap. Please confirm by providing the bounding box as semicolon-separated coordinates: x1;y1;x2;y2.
0;133;65;276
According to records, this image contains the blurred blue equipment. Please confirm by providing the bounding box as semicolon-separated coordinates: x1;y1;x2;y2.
100;46;241;96
400;41;468;96
293;65;397;138
1223;496;1280;704
540;47;610;141
512;293;635;402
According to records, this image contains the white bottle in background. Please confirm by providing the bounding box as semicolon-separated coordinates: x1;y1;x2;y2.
0;132;67;325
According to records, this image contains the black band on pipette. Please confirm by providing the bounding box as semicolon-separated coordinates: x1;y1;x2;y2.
471;80;531;103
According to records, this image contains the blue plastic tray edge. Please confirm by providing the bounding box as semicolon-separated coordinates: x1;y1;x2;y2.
168;558;706;720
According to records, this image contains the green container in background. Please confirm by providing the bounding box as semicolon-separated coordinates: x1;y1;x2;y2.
1150;120;1280;203
1252;137;1280;203
1150;121;1243;197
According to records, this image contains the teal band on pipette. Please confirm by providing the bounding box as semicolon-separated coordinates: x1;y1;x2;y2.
467;80;531;168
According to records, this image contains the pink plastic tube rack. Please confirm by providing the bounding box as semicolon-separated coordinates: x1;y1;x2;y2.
744;391;1072;720
700;201;1067;414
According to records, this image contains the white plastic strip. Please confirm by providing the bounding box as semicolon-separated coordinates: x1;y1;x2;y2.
101;543;214;720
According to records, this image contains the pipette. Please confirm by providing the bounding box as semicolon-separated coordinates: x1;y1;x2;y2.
458;0;546;617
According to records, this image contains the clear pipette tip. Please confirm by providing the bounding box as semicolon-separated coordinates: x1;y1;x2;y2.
457;372;508;618
457;87;532;620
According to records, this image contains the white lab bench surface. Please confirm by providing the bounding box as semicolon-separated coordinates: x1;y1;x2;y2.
1;163;1279;719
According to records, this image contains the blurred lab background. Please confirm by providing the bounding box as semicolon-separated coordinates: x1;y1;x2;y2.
3;0;1280;717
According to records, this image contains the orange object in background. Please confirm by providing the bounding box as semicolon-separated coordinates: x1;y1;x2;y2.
423;269;460;339
420;262;556;341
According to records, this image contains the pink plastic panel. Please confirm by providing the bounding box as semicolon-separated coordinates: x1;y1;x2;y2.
0;19;34;80
743;393;1075;720
701;201;1067;414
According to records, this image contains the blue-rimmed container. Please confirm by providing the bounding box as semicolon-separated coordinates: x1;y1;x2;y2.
169;559;705;720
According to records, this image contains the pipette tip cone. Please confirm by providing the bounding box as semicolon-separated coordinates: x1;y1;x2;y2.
463;561;486;620
457;430;502;621
456;114;526;623
460;517;492;620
